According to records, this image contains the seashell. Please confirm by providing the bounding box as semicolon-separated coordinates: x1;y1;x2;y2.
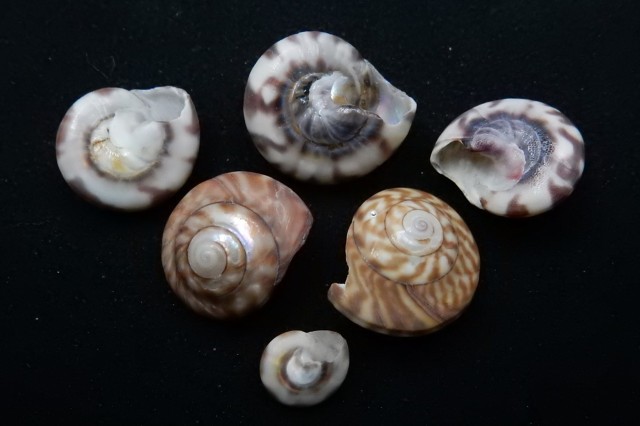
430;98;585;217
56;86;200;210
328;188;480;336
260;330;349;406
161;171;313;319
243;31;417;183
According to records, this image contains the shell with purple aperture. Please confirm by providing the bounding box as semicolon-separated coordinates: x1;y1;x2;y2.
328;188;480;336
260;330;349;406
161;172;313;319
430;98;585;217
244;31;417;183
56;86;200;210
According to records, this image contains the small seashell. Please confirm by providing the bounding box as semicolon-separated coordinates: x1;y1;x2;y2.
260;330;349;406
243;31;417;183
430;98;585;217
56;86;200;210
328;188;480;336
161;171;313;319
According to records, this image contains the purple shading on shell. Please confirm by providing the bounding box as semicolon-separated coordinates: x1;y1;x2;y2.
243;31;417;183
430;98;585;217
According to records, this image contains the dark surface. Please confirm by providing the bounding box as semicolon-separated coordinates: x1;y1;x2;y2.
2;0;639;424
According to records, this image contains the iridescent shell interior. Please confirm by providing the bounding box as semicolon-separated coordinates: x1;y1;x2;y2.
161;172;313;319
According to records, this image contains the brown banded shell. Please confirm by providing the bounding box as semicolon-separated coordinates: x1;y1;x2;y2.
161;172;313;319
56;86;200;210
260;330;349;406
328;188;480;336
431;98;585;217
244;31;417;183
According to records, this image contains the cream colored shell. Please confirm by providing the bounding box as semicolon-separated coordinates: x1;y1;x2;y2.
161;172;313;319
328;188;480;336
56;86;200;210
260;330;349;406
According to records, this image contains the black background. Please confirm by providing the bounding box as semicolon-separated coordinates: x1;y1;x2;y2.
2;1;639;424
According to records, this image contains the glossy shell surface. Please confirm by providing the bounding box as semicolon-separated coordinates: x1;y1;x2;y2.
56;86;200;210
328;188;480;336
260;330;349;406
161;172;313;319
431;98;585;217
244;31;417;183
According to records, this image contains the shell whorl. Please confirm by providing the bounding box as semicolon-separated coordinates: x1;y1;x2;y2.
161;172;313;319
244;31;417;184
260;330;349;406
56;86;200;210
430;98;585;217
328;188;480;336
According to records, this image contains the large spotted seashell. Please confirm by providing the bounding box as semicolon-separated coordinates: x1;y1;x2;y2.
260;330;349;406
161;172;313;319
56;86;200;210
430;99;585;217
244;31;417;183
328;188;480;336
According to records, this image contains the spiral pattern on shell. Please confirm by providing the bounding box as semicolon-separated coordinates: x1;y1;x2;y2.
56;86;200;210
244;31;417;183
161;172;313;319
430;98;585;217
328;188;480;336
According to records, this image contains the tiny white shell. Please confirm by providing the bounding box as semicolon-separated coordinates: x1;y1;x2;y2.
56;86;200;210
260;330;349;406
244;31;417;183
430;98;585;217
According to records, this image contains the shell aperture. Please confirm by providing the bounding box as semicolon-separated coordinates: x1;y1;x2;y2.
329;188;480;336
430;99;585;217
56;86;200;210
244;31;417;183
161;172;313;319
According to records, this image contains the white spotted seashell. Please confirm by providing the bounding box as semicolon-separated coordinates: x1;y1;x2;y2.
244;31;417;183
56;86;200;210
260;330;349;406
328;188;480;336
430;99;585;217
161;172;313;319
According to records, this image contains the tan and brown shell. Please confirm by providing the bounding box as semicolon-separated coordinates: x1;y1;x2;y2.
328;188;480;336
161;172;313;319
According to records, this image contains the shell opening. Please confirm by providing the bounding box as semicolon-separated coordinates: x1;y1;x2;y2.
284;348;323;389
433;118;548;194
86;87;189;180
